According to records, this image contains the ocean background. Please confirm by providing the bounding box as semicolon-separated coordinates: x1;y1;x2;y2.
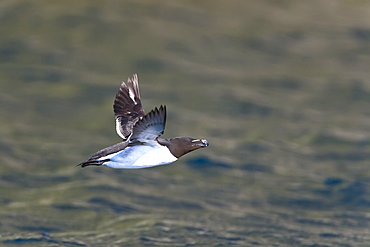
1;1;370;246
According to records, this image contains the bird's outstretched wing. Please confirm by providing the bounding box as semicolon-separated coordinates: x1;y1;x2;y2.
130;105;166;143
113;74;145;140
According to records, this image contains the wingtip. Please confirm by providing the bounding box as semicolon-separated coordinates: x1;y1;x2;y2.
153;105;167;118
128;74;138;83
157;105;166;112
119;80;128;89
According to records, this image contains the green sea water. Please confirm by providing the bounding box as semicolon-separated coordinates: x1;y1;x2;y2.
1;1;370;246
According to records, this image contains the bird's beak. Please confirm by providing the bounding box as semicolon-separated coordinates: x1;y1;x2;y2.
192;139;209;147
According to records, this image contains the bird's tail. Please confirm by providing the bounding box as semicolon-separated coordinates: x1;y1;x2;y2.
77;159;110;168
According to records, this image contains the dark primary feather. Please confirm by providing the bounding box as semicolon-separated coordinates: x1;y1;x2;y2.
114;74;145;139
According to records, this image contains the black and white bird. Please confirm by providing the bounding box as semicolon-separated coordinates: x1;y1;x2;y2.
78;74;209;169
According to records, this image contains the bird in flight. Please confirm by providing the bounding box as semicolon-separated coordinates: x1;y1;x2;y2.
78;74;209;169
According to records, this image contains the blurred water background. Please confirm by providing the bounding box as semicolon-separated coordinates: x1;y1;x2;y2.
1;1;370;246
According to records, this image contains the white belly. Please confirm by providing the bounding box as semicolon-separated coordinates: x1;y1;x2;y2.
102;145;177;169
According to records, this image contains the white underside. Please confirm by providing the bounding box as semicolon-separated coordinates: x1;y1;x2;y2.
99;144;177;169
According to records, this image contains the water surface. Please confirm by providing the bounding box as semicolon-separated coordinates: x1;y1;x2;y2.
1;1;370;246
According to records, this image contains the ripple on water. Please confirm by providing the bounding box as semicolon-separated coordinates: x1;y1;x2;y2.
87;197;138;214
